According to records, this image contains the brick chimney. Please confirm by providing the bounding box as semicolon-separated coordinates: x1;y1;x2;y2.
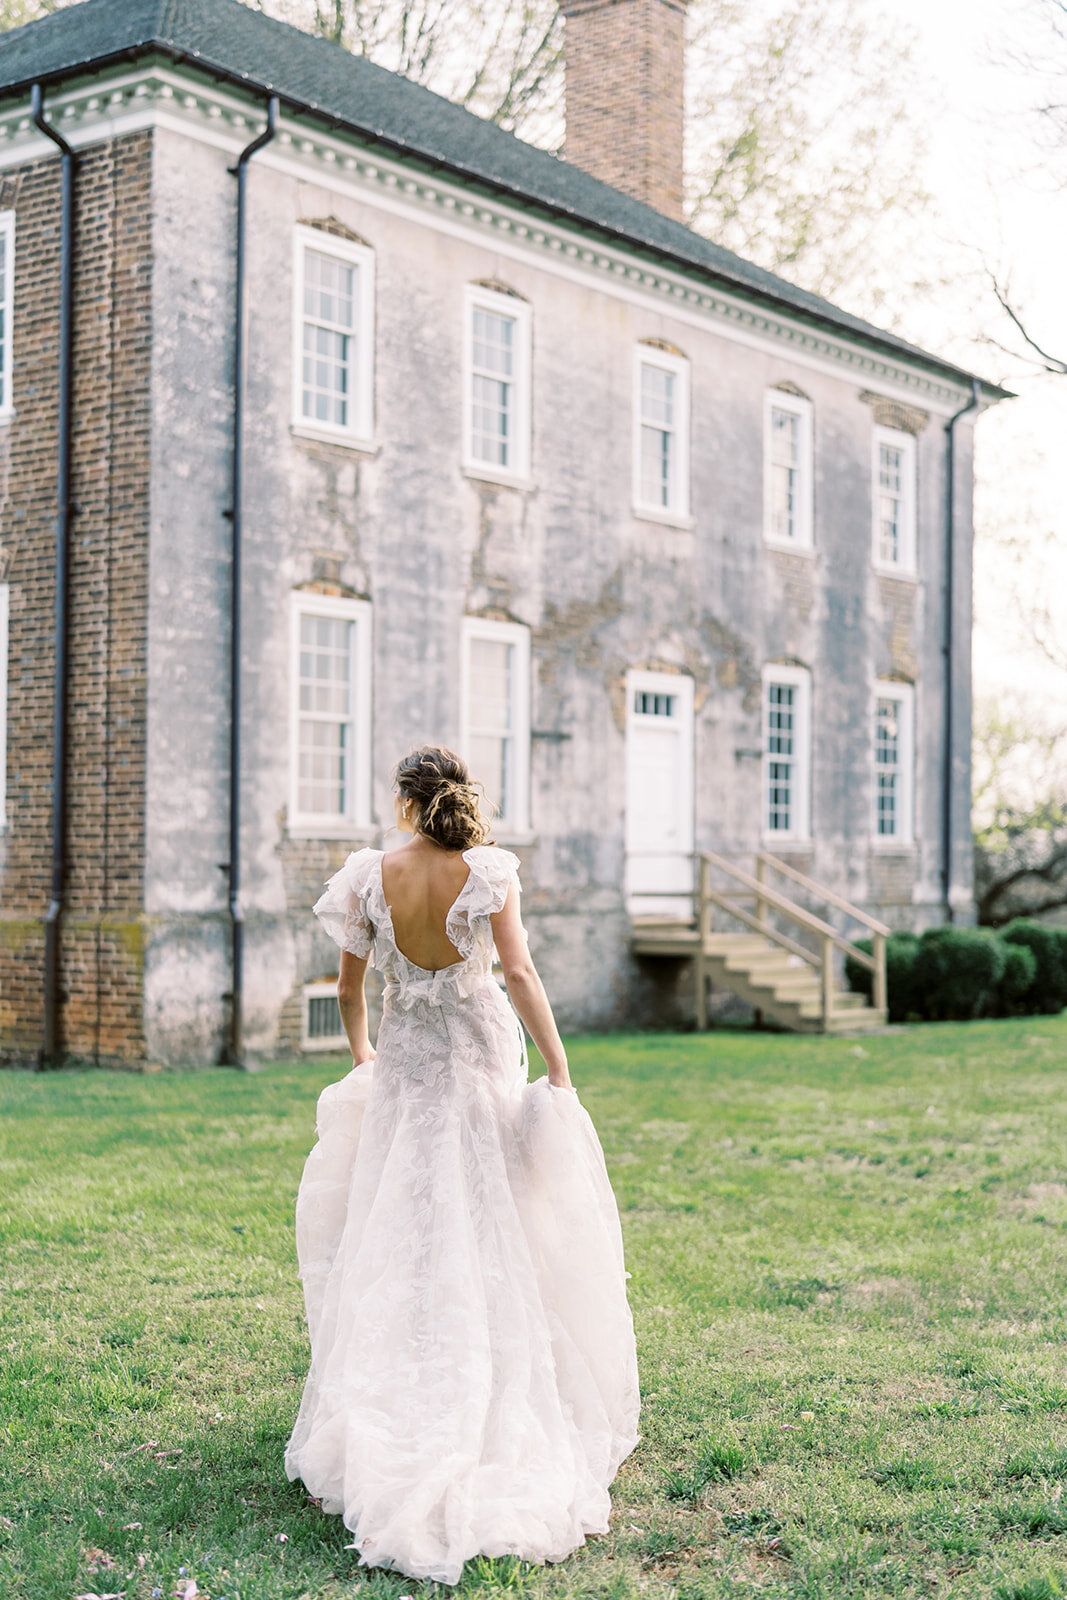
557;0;689;223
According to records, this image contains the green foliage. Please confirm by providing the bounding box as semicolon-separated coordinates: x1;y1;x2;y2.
845;923;1064;1023
996;941;1039;1015
1000;918;1067;1014
913;925;1007;1022
846;931;927;1019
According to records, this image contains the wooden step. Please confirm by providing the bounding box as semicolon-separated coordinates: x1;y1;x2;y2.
826;1006;887;1033
703;934;775;955
628;862;888;1036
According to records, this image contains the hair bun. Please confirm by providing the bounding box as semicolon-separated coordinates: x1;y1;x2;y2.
393;745;494;851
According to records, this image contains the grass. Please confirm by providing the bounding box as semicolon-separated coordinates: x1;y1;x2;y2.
1;1016;1066;1598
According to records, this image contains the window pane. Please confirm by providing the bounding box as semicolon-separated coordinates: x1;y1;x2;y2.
470;732;508;820
878;443;904;564
767;682;796;833
641;424;672;507
298;719;348;816
467;634;515;821
297;613;354;816
472;307;514;376
472;373;510;465
471;307;516;466
304;249;355;329
640;364;676;508
641;364;674;427
302;322;351;427
770;408;800;539
634;690;676;717
875;695;901;836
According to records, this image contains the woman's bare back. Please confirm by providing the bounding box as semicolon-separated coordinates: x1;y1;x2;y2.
380;841;475;972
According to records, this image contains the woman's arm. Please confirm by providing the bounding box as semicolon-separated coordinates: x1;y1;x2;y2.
490;888;573;1090
337;948;375;1066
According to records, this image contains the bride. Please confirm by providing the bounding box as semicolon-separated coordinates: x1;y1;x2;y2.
284;744;640;1587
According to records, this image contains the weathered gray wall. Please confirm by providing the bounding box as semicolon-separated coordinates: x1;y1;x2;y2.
142;116;978;1063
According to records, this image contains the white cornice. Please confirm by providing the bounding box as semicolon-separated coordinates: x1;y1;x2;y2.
0;61;982;414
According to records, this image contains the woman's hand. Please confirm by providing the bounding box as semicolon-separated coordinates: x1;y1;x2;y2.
351;1043;376;1068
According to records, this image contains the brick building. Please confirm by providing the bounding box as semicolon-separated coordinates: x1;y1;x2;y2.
0;0;1006;1067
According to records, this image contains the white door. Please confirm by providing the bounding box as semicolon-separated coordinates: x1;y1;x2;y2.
625;669;695;918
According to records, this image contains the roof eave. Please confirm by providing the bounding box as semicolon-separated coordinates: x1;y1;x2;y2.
8;38;1013;404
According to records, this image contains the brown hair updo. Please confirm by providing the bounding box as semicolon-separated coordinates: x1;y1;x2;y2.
393;745;493;851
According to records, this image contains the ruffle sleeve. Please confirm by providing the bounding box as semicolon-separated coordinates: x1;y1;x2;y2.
446;844;521;959
311;846;381;958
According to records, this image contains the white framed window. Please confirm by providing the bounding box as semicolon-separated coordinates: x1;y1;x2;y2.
873;680;915;845
0;211;14;422
462;285;531;486
291;225;375;447
301;981;348;1051
460;616;531;835
872;424;917;574
761;664;812;843
633;346;690;521
288;592;372;836
763;390;813;547
0;582;7;828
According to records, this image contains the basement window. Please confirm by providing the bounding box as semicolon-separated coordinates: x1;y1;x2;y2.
289;591;373;837
301;982;348;1051
0;211;13;422
762;664;812;843
291;225;375;448
633;345;690;523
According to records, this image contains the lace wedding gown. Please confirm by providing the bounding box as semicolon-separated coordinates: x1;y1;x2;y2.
284;844;640;1587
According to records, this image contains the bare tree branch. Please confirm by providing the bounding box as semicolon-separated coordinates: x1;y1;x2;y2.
989;272;1067;375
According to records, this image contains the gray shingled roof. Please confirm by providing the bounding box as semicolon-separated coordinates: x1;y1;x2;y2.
0;0;1006;398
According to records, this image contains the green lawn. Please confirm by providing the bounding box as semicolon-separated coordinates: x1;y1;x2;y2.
2;1019;1066;1600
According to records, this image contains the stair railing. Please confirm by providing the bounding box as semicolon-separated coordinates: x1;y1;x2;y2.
698;851;889;1027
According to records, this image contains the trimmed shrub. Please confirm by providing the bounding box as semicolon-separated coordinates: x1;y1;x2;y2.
999;918;1067;1015
912;925;1006;1021
844;931;920;1022
994;942;1038;1016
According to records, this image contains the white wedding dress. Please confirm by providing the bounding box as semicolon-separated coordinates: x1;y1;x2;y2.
284;844;640;1587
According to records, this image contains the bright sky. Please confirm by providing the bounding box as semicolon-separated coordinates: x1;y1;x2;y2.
881;0;1067;735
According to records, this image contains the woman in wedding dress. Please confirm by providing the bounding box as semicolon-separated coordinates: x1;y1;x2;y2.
284;745;640;1586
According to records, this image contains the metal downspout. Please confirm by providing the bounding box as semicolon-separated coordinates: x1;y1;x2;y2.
223;96;278;1067
941;378;982;923
31;84;78;1067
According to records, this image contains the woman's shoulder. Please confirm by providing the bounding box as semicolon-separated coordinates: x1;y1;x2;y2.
458;844;522;912
461;843;522;873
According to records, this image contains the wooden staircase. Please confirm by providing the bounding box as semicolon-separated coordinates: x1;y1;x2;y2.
630;851;889;1034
